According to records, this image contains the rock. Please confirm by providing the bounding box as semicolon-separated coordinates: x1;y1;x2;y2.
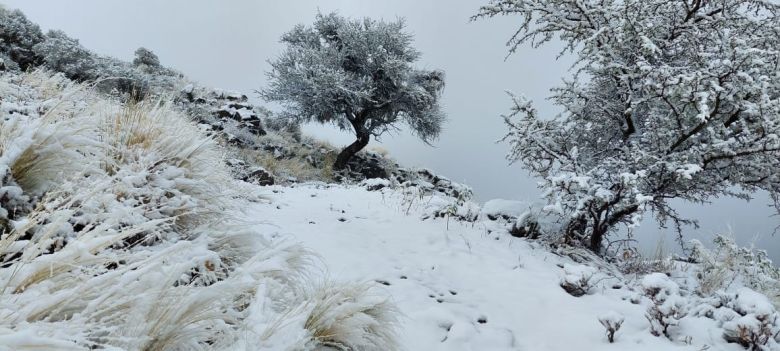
225;133;244;146
341;152;390;181
362;178;391;191
243;166;274;186
225;158;246;168
394;167;473;201
181;84;195;101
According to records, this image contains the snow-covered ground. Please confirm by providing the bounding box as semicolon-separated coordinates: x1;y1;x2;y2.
250;183;755;350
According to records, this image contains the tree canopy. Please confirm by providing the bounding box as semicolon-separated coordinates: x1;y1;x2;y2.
262;12;446;170
475;0;780;252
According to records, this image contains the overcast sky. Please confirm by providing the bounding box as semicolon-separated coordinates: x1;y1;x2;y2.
4;0;778;259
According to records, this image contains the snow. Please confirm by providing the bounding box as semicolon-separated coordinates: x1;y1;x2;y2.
599;310;625;325
361;178;391;190
733;288;775;317
642;273;680;296
249;183;747;350
480;198;528;219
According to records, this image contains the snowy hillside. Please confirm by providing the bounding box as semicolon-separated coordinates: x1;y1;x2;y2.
251;182;780;350
2;3;780;350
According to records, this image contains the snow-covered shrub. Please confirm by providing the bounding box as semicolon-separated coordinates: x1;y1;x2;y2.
560;264;597;297
721;288;780;350
642;273;687;338
33;29;98;81
133;47;161;69
0;71;101;241
598;311;624;343
0;7;44;70
689;236;780;300
0;53;18;71
304;283;399;351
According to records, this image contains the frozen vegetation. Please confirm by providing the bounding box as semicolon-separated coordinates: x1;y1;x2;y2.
1;1;780;350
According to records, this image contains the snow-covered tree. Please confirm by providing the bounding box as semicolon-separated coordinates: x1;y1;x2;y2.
474;0;780;253
262;12;446;170
133;47;160;68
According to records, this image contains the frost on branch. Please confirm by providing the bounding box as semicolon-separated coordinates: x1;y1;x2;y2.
475;0;780;254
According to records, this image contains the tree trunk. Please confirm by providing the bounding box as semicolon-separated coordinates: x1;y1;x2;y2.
589;203;641;254
589;226;606;254
334;132;370;170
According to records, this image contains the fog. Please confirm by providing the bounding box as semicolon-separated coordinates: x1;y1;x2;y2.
5;0;777;259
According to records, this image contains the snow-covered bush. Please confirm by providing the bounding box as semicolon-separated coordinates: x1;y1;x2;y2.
33;29;98;81
689;236;780;300
642;273;687;338
263;113;302;140
133;47;161;69
475;0;780;254
0;7;44;71
560;264;597;297
598;311;624;343
2;8;183;98
721;288;780;350
304;283;399;350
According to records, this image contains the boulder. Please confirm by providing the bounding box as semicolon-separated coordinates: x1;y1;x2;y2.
243;166;274;186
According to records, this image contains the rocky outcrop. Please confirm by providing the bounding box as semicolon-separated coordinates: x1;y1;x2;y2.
179;84;267;138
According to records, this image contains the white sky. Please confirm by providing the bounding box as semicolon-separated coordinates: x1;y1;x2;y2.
3;0;778;259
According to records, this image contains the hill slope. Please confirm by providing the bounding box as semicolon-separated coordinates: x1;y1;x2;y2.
250;182;780;350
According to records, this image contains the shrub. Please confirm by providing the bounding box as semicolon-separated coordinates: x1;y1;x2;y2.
560;264;597;297
598;311;625;343
721;288;780;350
133;47;161;69
0;7;44;70
689;236;780;300
476;0;780;254
642;273;687;338
304;283;399;351
33;30;98;81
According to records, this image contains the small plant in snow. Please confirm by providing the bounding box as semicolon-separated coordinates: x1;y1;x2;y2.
721;288;780;350
560;264;597;297
642;273;687;338
304;283;399;351
598;311;625;343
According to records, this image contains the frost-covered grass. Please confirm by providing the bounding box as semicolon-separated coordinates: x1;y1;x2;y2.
0;71;399;350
